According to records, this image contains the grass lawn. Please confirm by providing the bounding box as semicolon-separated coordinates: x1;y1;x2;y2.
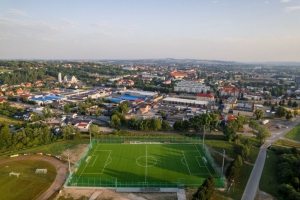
284;123;300;141
217;164;253;200
70;143;222;188
274;140;300;149
0;160;56;200
0;139;90;158
0;115;23;125
0;69;13;73
259;150;279;198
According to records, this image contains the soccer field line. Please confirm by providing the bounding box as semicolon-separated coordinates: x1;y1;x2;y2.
195;156;206;168
76;143;100;183
194;145;211;176
83;150;112;175
145;145;147;183
182;151;208;175
87;155;98;166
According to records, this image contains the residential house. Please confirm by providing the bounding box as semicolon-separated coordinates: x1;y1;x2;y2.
137;104;151;114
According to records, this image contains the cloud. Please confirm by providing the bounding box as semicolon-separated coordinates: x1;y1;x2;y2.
280;0;290;2
6;9;30;17
265;1;269;4
285;6;300;12
59;17;77;27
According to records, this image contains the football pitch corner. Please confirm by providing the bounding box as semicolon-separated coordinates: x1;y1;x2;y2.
65;136;225;189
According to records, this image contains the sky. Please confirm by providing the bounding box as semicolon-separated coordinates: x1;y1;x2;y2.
0;0;300;62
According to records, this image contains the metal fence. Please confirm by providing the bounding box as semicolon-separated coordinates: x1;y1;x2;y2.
66;136;225;188
94;135;202;144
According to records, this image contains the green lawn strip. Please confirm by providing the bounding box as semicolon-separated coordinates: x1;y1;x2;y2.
274;140;300;149
0;160;56;200
259;150;279;198
216;164;253;200
247;147;260;164
0;139;90;158
0;115;23;124
284;123;300;141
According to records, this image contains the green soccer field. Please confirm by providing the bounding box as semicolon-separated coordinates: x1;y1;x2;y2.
69;143;223;188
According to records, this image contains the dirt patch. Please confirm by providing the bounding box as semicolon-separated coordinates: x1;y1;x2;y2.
55;188;177;200
255;189;277;200
61;144;89;164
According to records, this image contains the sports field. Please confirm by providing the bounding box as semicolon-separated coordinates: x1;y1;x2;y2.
0;160;56;200
69;143;222;188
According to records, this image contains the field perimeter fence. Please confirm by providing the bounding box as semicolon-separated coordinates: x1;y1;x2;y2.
66;176;224;188
94;135;203;144
66;136;225;188
202;144;225;184
72;140;95;173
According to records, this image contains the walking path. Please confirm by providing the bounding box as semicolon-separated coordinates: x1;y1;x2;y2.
242;117;300;200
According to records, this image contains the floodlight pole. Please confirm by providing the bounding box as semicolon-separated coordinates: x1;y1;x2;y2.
203;125;206;147
67;149;71;173
222;149;225;175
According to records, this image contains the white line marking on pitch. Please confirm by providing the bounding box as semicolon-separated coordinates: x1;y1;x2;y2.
194;145;211;175
145;145;148;183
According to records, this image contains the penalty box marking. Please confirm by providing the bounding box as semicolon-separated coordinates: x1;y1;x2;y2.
182;151;206;175
83;150;112;175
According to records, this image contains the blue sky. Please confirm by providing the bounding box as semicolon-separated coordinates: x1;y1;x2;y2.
0;0;300;62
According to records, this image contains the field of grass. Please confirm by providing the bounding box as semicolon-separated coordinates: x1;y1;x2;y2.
0;115;23;125
284;123;300;141
274;139;300;149
0;160;56;200
0;69;13;73
259;150;279;198
69;143;222;188
0;139;90;158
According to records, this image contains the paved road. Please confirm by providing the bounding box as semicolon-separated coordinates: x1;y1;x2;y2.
0;155;68;200
242;117;300;200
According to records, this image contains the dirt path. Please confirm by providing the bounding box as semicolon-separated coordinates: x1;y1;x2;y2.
0;155;68;200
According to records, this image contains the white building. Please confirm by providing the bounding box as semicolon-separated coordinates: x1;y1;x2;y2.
174;81;210;93
64;76;77;83
142;74;165;81
58;73;62;83
162;97;209;106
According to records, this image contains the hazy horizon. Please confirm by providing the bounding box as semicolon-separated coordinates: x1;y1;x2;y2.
1;0;300;62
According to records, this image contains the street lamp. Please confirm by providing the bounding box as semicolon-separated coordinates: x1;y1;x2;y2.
222;149;225;175
203;125;206;147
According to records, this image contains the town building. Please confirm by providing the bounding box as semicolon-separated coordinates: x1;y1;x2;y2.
174;81;210;93
64;76;77;84
58;73;62;83
116;79;134;86
162;97;209;106
169;72;188;79
196;93;215;102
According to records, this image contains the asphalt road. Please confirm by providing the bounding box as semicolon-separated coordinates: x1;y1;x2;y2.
242;117;300;200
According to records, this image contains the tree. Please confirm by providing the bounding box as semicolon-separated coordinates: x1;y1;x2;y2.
94;108;102;117
42;106;52;118
89;124;100;137
64;104;70;114
286;111;294;121
276;106;287;118
161;120;170;131
62;125;74;140
226;155;243;181
223;125;236;142
110;115;121;128
288;99;292;107
193;175;216;200
292;101;298;107
0;125;12;150
249;120;260;130
254;126;271;143
254;109;264;120
294;109;298;116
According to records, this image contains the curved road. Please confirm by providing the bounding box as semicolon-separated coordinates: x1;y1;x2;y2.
0;155;68;200
242;117;300;200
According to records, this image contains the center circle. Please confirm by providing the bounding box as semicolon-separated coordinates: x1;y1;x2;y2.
136;156;157;167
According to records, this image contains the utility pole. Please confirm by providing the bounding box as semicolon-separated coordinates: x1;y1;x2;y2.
222;149;225;175
67;149;71;173
203;125;206;147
